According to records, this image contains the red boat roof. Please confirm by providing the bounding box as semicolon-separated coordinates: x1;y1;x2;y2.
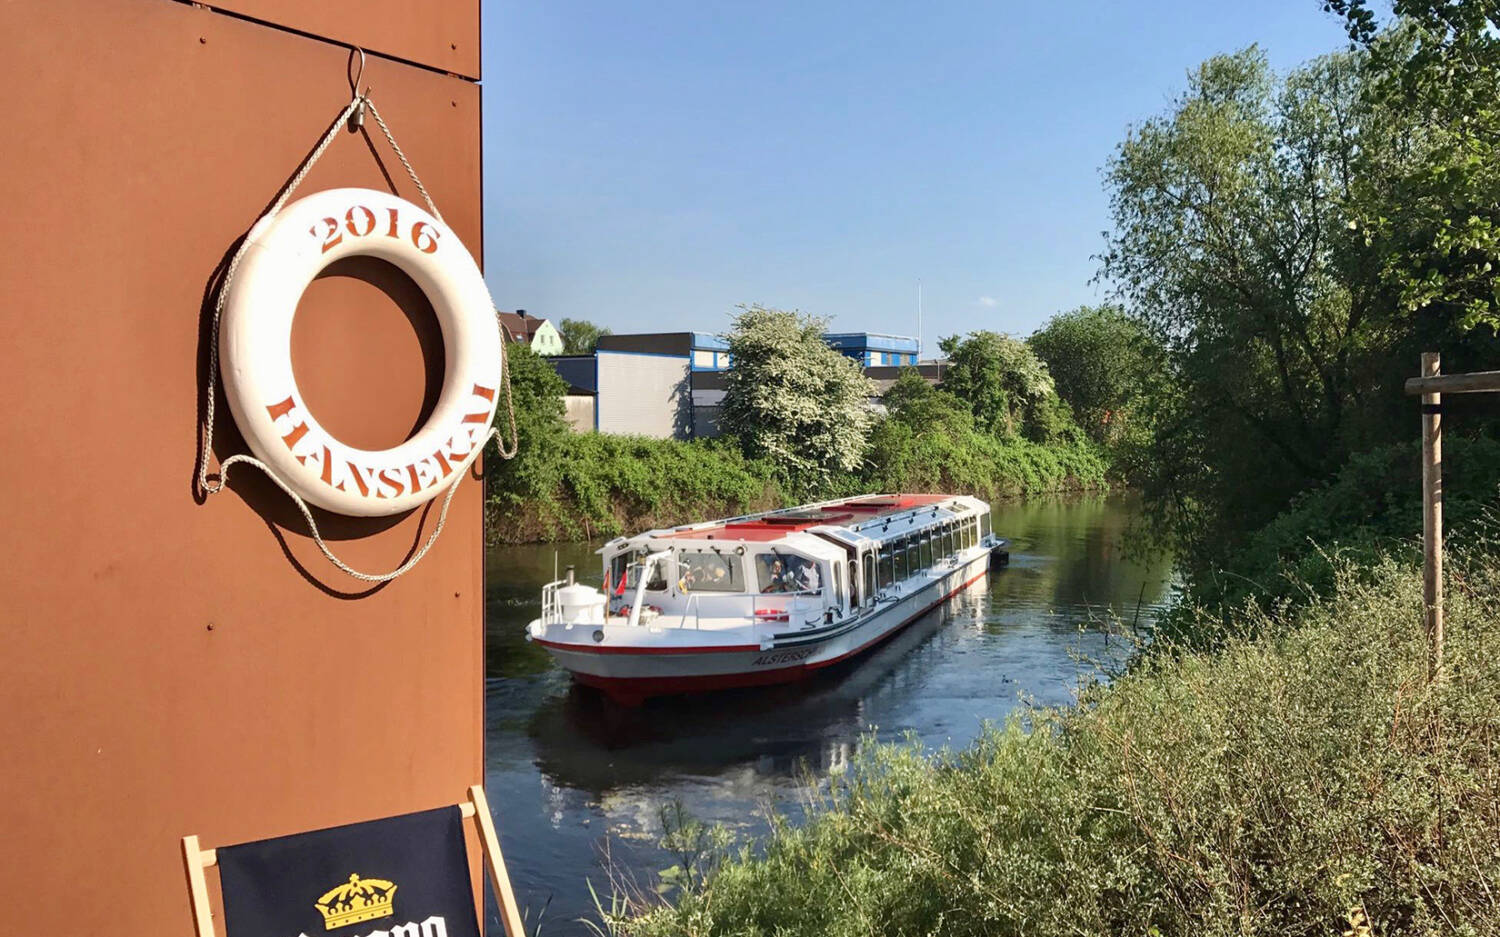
656;494;951;542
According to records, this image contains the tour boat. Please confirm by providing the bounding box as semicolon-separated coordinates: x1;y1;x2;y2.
526;493;1008;704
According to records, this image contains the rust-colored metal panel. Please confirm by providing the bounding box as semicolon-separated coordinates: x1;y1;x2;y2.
0;0;488;933
208;0;480;79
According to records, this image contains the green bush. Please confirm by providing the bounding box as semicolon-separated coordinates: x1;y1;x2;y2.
486;363;1110;544
487;433;784;543
1156;435;1500;649
614;552;1500;936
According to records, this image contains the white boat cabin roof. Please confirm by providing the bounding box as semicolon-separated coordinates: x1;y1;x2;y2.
600;493;988;561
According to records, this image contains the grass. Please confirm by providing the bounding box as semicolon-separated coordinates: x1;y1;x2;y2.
601;550;1500;936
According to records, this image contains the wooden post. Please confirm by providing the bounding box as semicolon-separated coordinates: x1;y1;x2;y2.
181;835;219;937
468;785;527;937
1421;352;1443;680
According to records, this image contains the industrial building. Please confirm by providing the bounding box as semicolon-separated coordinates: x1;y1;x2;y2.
550;331;934;439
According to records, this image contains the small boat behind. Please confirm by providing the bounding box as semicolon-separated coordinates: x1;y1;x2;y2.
526;493;1008;705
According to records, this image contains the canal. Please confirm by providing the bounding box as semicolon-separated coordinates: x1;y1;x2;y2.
483;492;1174;931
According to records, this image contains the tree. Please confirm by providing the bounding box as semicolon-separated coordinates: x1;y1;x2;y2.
486;343;570;503
1101;47;1396;559
558;318;611;355
937;330;1071;442
719;305;875;491
1028;305;1159;446
881;369;973;433
1325;0;1500;332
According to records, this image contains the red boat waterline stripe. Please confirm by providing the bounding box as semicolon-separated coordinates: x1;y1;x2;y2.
560;565;990;687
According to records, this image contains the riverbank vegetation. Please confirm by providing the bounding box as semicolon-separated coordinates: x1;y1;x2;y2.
595;1;1500;931
611;550;1500;936
485;314;1108;543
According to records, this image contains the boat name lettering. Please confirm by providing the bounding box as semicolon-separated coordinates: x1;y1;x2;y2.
751;649;815;666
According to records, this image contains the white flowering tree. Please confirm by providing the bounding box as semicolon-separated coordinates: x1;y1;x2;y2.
720;305;875;491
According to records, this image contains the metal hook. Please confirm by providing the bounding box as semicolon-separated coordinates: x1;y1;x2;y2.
347;46;368;130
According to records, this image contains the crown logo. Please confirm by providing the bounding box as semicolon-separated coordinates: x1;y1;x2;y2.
314;873;397;931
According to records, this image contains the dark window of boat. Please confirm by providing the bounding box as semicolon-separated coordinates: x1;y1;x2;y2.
677;551;744;593
921;531;933;569
755;553;817;593
646;558;668;591
879;547;893;588
863;553;876;603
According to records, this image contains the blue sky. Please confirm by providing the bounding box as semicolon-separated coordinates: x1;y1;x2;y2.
482;1;1351;348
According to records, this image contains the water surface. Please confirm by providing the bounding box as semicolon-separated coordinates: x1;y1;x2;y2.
484;493;1173;932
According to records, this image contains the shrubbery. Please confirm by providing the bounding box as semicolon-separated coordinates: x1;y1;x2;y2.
613;552;1500;936
487;432;782;543
485;334;1111;543
1154;435;1500;649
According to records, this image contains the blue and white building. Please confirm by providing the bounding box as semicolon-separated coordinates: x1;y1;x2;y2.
822;332;920;368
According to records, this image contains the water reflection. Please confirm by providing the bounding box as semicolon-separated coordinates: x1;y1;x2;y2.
483;493;1173;932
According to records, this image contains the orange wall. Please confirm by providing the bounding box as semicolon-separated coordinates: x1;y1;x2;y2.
0;1;487;932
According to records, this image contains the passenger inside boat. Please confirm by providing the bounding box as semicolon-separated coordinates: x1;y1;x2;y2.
754;553;821;594
675;551;743;593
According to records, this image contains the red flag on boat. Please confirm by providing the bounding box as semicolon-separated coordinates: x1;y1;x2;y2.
602;570;612;595
614;572;627;596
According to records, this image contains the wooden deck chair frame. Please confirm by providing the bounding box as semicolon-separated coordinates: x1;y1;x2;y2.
181;785;525;937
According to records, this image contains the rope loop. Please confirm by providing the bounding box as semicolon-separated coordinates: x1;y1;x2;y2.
198;74;518;581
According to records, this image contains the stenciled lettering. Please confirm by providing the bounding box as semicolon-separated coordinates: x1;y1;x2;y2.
265;389;494;500
307;203;442;256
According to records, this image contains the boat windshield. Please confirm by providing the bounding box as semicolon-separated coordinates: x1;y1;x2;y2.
676;552;745;593
755;553;820;594
609;552;667;592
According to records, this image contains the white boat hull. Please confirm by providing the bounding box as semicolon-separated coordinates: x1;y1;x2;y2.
529;549;991;704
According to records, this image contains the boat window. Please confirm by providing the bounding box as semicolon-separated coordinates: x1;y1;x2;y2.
756;553;820;593
893;538;907;580
847;559;859;607
878;549;893;588
864;552;877;599
609;554;631;590
967;517;977;549
905;536;918;574
921;532;933;569
943;523;954;557
612;552;665;592
645;557;668;591
676;551;744;593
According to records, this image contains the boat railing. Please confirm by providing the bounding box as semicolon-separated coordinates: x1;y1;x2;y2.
669;589;826;629
539;578;565;626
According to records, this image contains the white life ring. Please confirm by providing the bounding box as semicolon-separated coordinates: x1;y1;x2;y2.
219;187;502;517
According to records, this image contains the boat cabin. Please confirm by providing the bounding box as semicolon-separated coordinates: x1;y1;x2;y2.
597;494;991;629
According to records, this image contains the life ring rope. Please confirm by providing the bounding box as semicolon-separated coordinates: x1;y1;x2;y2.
197;87;518;582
